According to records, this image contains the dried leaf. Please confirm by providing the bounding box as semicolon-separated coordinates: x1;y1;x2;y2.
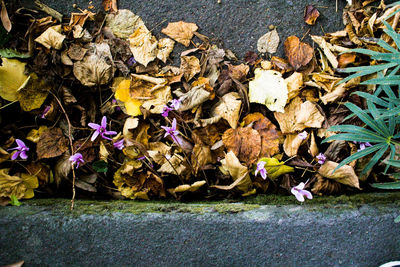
73;54;114;87
283;133;304;157
1;0;11;32
161;21;198;47
0;169;39;199
173;180;206;193
285;72;303;101
257;29;280;54
284;36;313;70
123;117;139;139
249;69;288;113
309;131;319;157
106;9;145;39
214;151;252;193
338;53;356;68
157;38;175;63
274;97;307;134
295;101;325;128
128;26;158;67
176;85;210;111
212;92;241;129
147;142;171;165
26;126;48;143
102;0;118;12
26;162;52;185
192;144;214;175
0;58;28;102
318;160;360;189
311;174;343;195
304;5;320;25
158;154;187;176
228;63;249;81
180;55;201;81
222;127;261;165
67;43;88;61
36;128;69;159
35;25;65;50
310;35;339;68
17;73;50;112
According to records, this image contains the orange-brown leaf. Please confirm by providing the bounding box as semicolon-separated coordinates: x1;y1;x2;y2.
284;36;314;70
36;128;69;159
304;5;320;25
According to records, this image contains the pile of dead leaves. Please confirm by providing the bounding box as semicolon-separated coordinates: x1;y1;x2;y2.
0;0;399;203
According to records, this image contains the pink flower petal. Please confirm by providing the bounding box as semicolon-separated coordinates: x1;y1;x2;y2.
101;116;107;128
19;151;28;159
301;189;313;200
91;130;100;141
11;151;19;160
88;123;100;130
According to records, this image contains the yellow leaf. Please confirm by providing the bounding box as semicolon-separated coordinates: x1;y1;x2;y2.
258;157;294;180
114;80;142;116
17;73;50;112
0;169;39;199
26;126;48;143
249;69;288;113
0;58;28;102
172;180;206;193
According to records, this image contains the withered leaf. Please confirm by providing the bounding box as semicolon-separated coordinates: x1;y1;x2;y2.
284;36;314;70
311;174;343;195
37;128;69;159
212;92;241;129
67;43;88;61
295;101;325;129
338;53;356;68
222;127;261;165
257;29;280;54
172;180;206;193
106;9;145;39
283;133;305;157
318;160;360;189
128;26;158;67
304;5;320;25
0;169;39;199
1;0;11;32
35;25;65;50
157;38;175;63
180;55;201;81
274;97;307;134
102;0;118;12
161;21;198;47
73;54;114;87
192;144;214;175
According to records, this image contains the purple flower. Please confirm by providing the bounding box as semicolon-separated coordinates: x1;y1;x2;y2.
161;105;173;118
298;131;308;140
127;57;136;66
291;182;313;202
69;153;84;168
41;105;51;119
161;118;182;145
358;142;372;152
88;116;117;141
316;153;326;164
170;98;181;110
112;99;121;111
113;139;125;150
8;139;29;160
255;161;267;179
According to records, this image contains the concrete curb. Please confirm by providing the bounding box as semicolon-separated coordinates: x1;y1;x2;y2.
1;198;400;266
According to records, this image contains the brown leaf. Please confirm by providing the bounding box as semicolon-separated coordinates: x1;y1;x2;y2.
283;133;304;157
311;174;343;195
338;53;356;68
304;5;320;25
295;101;325;128
67;43;88;61
285;72;303;101
35;25;65;50
73;54;114;87
212;92;241;129
106;9;145;39
1;0;11;32
161;21;198;47
3;260;24;267
227;63;249;81
26;163;51;185
309;131;319;157
243;113;280;157
37;128;69;159
102;0;118;12
222;127;261;165
284;36;314;70
191;144;214;175
172;180;206;193
274;97;307;134
318;160;360;189
180;55;201;81
0;169;38;199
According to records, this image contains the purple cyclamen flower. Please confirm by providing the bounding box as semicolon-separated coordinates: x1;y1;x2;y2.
316;153;326;164
358;142;372;152
298;131;308;140
8;139;29;160
69;153;84;168
170;98;181;110
127;57;136;66
41;105;51;119
161;118;182;145
161;105;173;118
291;182;313;202
255;161;267;179
113;139;125;150
88;116;117;141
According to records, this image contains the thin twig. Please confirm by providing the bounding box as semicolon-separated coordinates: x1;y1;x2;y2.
50;91;76;210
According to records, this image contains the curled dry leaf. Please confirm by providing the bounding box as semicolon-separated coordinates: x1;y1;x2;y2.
102;0;118;13
285;72;303;101
274;97;307;134
310;35;338;68
0;169;39;199
147;142;171;165
309;131;319;157
26;162;52;185
283;133;305;157
35;25;65;50
249;69;288;113
105;9;145;39
73;54;114;87
1;0;11;32
129;26;158;67
318;160;360;189
227;63;249;81
157;38;175;63
161;21;198;47
338;53;356;68
36;128;69;159
213;151;252;193
304;5;320;25
0;58;28;101
212;92;241;129
312;174;343;195
257;29;280;54
222;127;261;166
172;180;206;193
320;77;360;105
284;36;314;70
157;153;187;176
180;55;201;81
295;101;324;128
123;117;139;140
191;144;214;175
176;85;210;111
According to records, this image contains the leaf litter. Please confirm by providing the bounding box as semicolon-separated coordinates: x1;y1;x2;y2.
0;0;398;204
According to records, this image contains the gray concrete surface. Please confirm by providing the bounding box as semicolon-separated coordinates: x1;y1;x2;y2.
18;0;351;58
1;199;400;267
